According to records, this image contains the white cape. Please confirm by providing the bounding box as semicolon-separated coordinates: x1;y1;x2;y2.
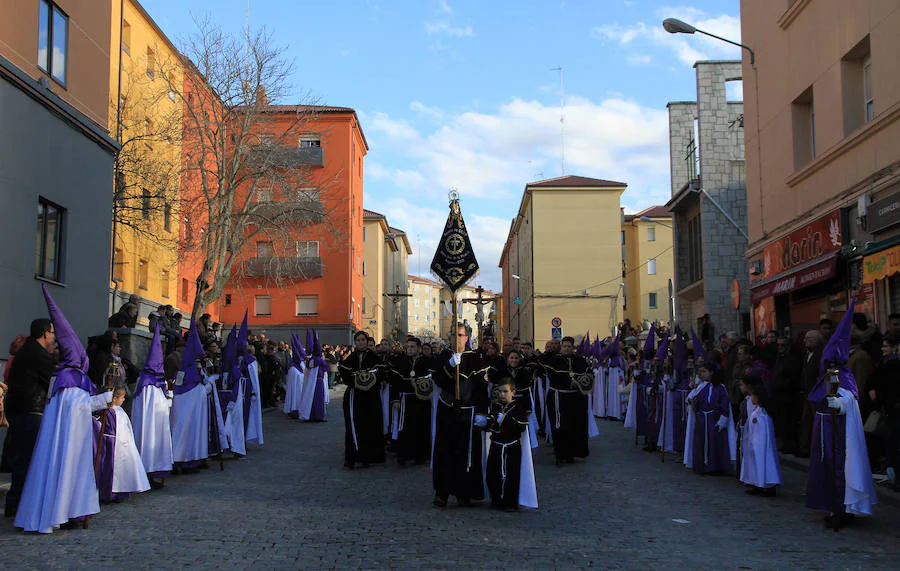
605;368;623;419
170;383;210;463
297;364;320;421
381;383;391;435
283;363;305;415
224;378;247;456
111;407;151;494
245;361;264;445
591;368;606;417
683;382;737;469
14;387;99;533
624;380;638;429
739;406;783;488
840;388;878;516
131;384;173;474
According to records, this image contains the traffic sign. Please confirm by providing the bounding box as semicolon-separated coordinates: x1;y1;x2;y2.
551;317;562;328
551;327;563;339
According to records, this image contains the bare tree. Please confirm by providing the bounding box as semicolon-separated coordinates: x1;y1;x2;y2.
117;18;343;319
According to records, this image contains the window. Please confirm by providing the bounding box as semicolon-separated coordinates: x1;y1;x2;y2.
146;46;156;79
363;226;367;242
841;36;873;135
647;226;656;242
362;261;367;276
425;300;430;309
257;190;274;202
685;213;703;285
299;135;321;148
426;314;430;322
792;86;815;168
296;240;319;258
297;187;320;202
161;269;170;298
648;259;657;275
255;295;272;316
113;249;124;282
362;297;367;313
164;202;171;232
256;241;273;259
414;298;419;307
38;1;68;85
142;189;151;219
181;278;189;303
36;198;64;281
649;293;658;309
122;20;131;54
295;295;318;316
864;55;874;122
620;230;625;245
224;294;232;306
138;259;149;290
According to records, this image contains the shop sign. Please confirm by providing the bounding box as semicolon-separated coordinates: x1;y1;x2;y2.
761;211;842;280
862;244;900;283
750;256;838;305
867;190;900;234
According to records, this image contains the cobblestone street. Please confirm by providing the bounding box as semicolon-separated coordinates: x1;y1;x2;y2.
3;387;900;569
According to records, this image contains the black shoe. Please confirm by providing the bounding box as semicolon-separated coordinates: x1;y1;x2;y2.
433;495;448;508
642;444;658;452
555;458;564;467
59;519;86;530
745;487;762;496
504;506;519;513
343;462;355;470
199;460;210;470
760;487;777;497
149;478;166;490
397;458;407;466
4;504;17;518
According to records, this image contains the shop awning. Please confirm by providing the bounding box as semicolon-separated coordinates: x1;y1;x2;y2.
750;253;838;305
862;242;900;283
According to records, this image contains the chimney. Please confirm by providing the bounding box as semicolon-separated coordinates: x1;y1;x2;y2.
257;86;268;106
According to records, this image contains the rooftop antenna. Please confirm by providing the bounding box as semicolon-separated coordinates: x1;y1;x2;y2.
551;66;565;176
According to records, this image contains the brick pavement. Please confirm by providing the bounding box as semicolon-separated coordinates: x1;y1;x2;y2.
2;388;900;569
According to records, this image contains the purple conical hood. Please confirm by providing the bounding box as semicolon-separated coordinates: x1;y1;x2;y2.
654;334;670;362
691;328;707;364
313;329;323;357
641;323;656;361
238;310;249;353
222;325;237;373
820;297;855;371
592;334;602;358
142;323;164;376
291;332;306;367
134;323;166;398
673;328;688;376
305;328;314;357
42;284;87;372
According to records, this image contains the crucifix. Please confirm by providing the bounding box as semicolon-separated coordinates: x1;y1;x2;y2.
383;285;412;342
462;284;491;346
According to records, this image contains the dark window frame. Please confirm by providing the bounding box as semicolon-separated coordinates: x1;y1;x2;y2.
649;292;658;309
37;0;69;87
35;197;66;283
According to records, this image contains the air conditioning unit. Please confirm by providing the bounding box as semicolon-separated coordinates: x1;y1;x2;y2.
858;195;870;217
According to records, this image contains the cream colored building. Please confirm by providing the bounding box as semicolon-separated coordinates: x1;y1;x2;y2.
362;209;411;342
623;206;675;326
500;175;626;347
741;0;900;334
407;275;444;341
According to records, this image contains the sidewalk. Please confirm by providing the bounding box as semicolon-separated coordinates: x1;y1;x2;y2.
780;451;900;509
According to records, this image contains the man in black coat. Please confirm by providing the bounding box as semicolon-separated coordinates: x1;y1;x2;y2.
3;318;57;517
797;330;824;458
771;336;802;453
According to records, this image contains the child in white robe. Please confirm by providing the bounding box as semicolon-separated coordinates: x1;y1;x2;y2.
740;383;783;497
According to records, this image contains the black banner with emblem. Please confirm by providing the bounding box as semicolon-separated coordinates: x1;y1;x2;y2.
430;197;479;293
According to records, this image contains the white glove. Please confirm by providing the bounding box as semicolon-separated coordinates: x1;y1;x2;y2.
716;415;728;432
89;391;114;412
826;396;845;413
473;414;488;428
204;382;214;395
226;401;236;413
166;390;174;400
449;353;462;367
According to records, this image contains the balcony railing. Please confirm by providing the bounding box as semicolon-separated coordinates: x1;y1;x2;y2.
246;145;325;168
252;198;325;224
241;256;324;279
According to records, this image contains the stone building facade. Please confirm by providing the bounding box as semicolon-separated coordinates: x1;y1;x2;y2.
666;61;749;337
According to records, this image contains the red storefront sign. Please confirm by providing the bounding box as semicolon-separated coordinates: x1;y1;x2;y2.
760;211;842;280
750;256;838;305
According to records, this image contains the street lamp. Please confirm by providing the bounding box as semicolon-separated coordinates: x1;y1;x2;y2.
662;18;755;66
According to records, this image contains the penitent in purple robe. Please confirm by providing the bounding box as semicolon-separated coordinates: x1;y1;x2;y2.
689;383;732;474
93;409;129;503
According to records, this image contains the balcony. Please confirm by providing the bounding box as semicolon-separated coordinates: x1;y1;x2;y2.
246;144;325;169
241;256;324;279
252;197;325;224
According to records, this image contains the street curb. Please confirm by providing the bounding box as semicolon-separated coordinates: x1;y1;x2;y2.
779;453;900;510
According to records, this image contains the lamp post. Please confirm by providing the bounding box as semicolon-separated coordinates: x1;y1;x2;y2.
662;18;755;66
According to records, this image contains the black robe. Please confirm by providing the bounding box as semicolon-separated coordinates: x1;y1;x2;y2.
544;353;590;462
388;354;434;463
485;398;529;509
338;350;386;466
432;351;489;500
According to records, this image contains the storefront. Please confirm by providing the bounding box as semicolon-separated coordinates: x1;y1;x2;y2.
749;210;845;339
857;184;900;328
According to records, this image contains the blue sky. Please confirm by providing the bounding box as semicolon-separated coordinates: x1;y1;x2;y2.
141;0;742;291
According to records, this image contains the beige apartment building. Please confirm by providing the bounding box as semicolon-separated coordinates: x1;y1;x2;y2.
362;209;411;342
500;175;626;347
623;206;675;326
742;0;900;335
407;274;444;341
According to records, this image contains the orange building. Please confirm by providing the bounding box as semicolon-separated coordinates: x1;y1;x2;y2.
217;105;368;344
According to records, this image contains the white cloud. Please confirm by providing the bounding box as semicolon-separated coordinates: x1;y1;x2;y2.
591;8;742;66
627;54;653;66
409;100;444;121
438;0;453;15
363;93;673;289
425;21;475;37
